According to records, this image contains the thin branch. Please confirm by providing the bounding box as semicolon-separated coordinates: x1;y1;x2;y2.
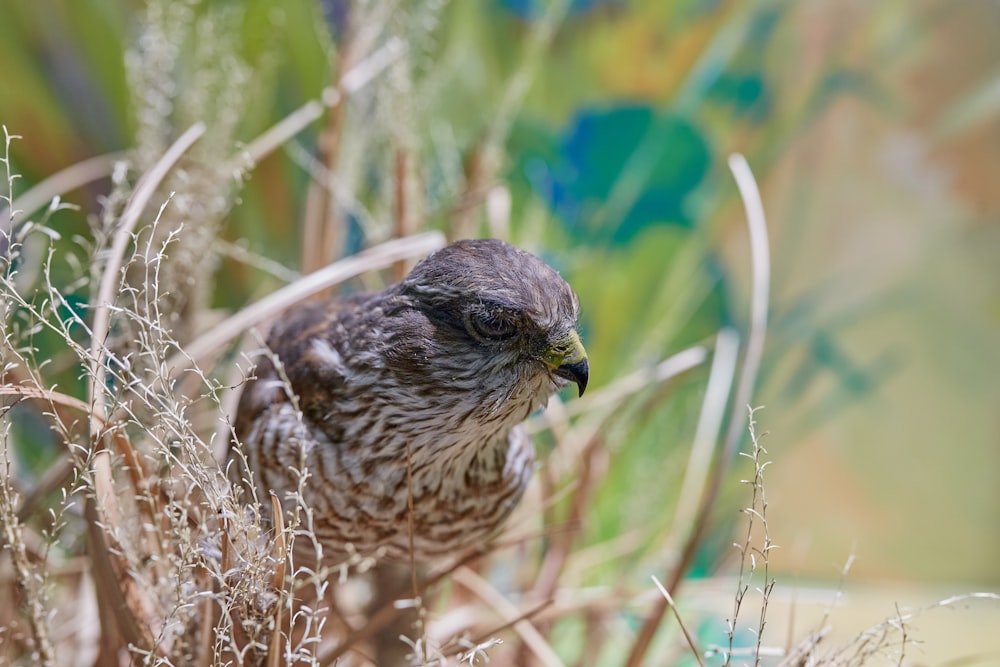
78;124;205;662
226;38;404;176
623;329;739;667
720;153;771;465
1;152;122;232
450;0;569;238
316;527;560;667
405;439;427;664
452;567;565;667
88;122;205;433
462;599;554;655
540;345;708;483
213;238;301;283
624;153;770;667
0;385;97;428
527;425;604;613
267;494;287;667
668;329;740;542
651;576;705;667
0;414;56;664
0;384;103;522
526;345;708;435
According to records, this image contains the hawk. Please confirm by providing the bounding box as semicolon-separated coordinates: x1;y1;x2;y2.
231;239;588;561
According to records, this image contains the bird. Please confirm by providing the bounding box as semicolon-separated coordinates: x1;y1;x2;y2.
230;238;588;562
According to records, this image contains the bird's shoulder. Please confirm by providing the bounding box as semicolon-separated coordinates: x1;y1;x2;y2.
266;296;356;355
235;295;362;435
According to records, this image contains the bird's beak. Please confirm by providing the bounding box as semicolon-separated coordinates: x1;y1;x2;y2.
542;330;589;397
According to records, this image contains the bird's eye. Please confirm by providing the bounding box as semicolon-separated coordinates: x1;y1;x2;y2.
466;310;518;341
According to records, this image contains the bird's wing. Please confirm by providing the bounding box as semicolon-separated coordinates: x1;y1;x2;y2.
234;294;371;441
232;300;319;430
231;298;349;489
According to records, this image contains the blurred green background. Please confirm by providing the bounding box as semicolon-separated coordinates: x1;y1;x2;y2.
2;0;997;626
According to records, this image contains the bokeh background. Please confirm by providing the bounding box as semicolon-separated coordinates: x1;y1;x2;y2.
2;0;998;662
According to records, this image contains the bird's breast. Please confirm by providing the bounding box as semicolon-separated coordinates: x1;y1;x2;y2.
248;400;536;560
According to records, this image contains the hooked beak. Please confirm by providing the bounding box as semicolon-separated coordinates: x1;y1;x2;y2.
542;330;589;397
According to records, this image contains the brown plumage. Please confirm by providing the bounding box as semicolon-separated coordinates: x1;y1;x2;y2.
230;239;588;561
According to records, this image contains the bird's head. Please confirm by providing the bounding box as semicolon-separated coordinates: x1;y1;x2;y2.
388;239;588;417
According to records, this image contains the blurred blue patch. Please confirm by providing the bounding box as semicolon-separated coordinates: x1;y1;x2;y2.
704;7;779;122
498;0;617;20
319;0;351;41
709;71;770;120
518;105;711;244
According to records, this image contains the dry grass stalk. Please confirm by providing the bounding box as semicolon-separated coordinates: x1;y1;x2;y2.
716;406;777;666
625;152;772;667
451;567;562;667
230;37;405;181
0;152;122;236
450;0;571;241
0;428;55;664
171;231;446;372
650;575;705;667
87;122;206;427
